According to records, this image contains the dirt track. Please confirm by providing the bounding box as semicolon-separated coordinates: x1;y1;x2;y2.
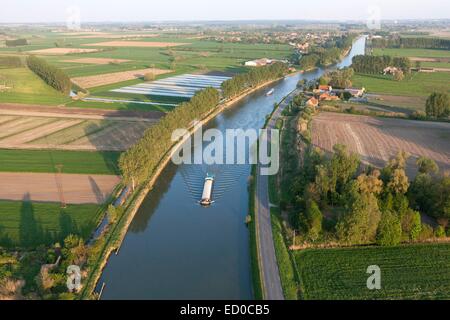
312;112;450;174
0;172;120;204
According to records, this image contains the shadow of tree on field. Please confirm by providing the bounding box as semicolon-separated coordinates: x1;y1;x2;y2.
19;193;43;248
59;210;77;242
89;176;105;204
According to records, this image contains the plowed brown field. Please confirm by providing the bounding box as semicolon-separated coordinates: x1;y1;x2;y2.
312;112;450;174
0;172;120;204
71;67;171;88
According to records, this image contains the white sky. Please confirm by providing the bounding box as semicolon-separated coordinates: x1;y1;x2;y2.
0;0;449;23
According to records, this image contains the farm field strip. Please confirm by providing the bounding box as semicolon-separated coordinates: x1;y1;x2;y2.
0;117;55;139
0;200;101;247
71;67;172;88
0;119;82;145
312;112;450;174
0;149;121;175
26;48;101;55
62;58;131;65
0;105;159;121
66;34;159;39
68;120;153;151
84;41;190;47
81;97;178;107
0;115;153;151
0;172;120;204
28;120;111;145
112;73;231;98
0;115;18;125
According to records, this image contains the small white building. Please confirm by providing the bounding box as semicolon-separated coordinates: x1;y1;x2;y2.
245;58;272;67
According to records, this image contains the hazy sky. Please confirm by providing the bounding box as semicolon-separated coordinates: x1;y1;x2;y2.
1;0;449;23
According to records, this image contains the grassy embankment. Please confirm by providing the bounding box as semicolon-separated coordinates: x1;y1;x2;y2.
268;109;300;300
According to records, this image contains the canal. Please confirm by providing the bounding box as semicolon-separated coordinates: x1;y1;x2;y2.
98;36;366;299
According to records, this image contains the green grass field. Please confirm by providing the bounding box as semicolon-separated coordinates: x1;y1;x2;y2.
0;200;101;247
0;149;121;175
0;67;69;105
352;72;450;97
295;244;450;300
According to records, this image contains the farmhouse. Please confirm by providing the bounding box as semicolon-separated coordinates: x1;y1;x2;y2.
318;85;332;92
245;58;272;67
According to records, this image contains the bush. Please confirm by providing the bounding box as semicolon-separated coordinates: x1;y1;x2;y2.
409;110;427;120
377;211;402;246
419;224;434;241
425;92;449;118
435;226;446;238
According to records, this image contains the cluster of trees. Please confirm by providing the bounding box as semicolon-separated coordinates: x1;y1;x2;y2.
26;56;72;94
119;88;220;188
372;37;450;50
298;35;355;70
0;233;89;299
221;62;288;98
425;92;450;118
352;55;411;74
0;56;22;68
289;145;449;246
5;38;28;47
319;67;354;89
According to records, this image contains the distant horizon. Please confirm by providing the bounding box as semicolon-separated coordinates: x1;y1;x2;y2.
2;18;450;25
1;0;449;24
